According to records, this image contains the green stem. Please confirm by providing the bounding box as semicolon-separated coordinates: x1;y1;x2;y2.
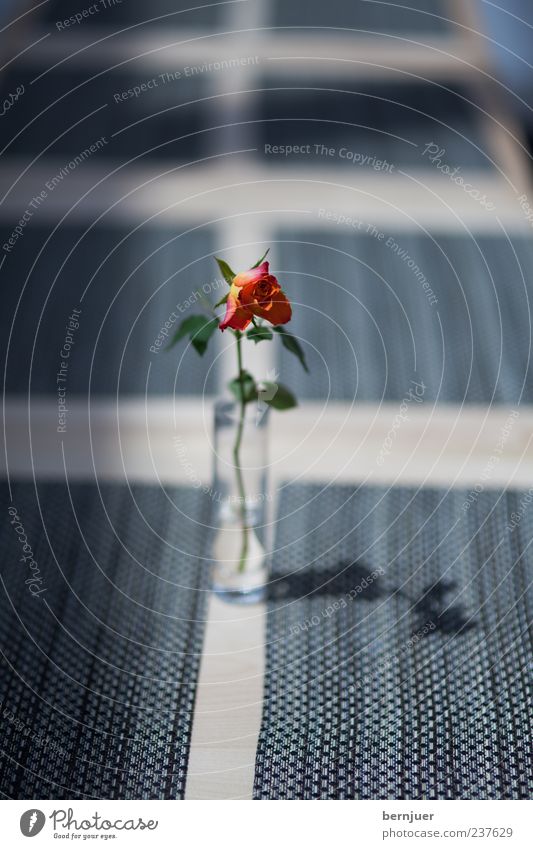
233;331;249;572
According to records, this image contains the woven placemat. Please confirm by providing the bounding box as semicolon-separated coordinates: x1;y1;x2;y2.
0;480;211;799
0;225;217;397
254;483;533;799
276;232;533;405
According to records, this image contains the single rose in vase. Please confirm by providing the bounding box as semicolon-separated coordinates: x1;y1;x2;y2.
167;250;308;600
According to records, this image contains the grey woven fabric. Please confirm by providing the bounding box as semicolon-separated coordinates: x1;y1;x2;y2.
260;80;486;171
0;225;217;397
272;0;451;34
276;232;533;404
0;63;207;164
43;1;223;29
0;481;211;799
254;483;533;799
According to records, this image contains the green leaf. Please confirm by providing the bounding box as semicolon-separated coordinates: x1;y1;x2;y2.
167;315;208;348
251;249;270;268
274;326;309;372
246;325;273;344
190;317;219;355
214;257;235;286
228;370;258;404
213;292;229;309
167;314;218;356
260;382;297;410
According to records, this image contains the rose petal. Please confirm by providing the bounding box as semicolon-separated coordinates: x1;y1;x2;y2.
252;289;292;325
239;280;278;307
232;261;270;288
219;288;253;331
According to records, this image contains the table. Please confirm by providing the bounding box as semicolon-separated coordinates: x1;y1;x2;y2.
1;399;532;798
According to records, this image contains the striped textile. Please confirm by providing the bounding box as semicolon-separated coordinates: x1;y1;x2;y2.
0;481;210;799
0;226;217;397
276;232;533;404
255;482;533;799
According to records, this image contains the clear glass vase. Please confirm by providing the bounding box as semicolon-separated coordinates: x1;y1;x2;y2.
211;398;270;603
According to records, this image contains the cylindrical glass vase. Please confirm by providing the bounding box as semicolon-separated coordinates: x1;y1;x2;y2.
211;398;270;603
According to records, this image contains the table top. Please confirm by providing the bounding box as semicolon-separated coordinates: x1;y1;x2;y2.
1;399;532;799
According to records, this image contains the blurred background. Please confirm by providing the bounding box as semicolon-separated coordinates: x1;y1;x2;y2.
1;0;533;485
